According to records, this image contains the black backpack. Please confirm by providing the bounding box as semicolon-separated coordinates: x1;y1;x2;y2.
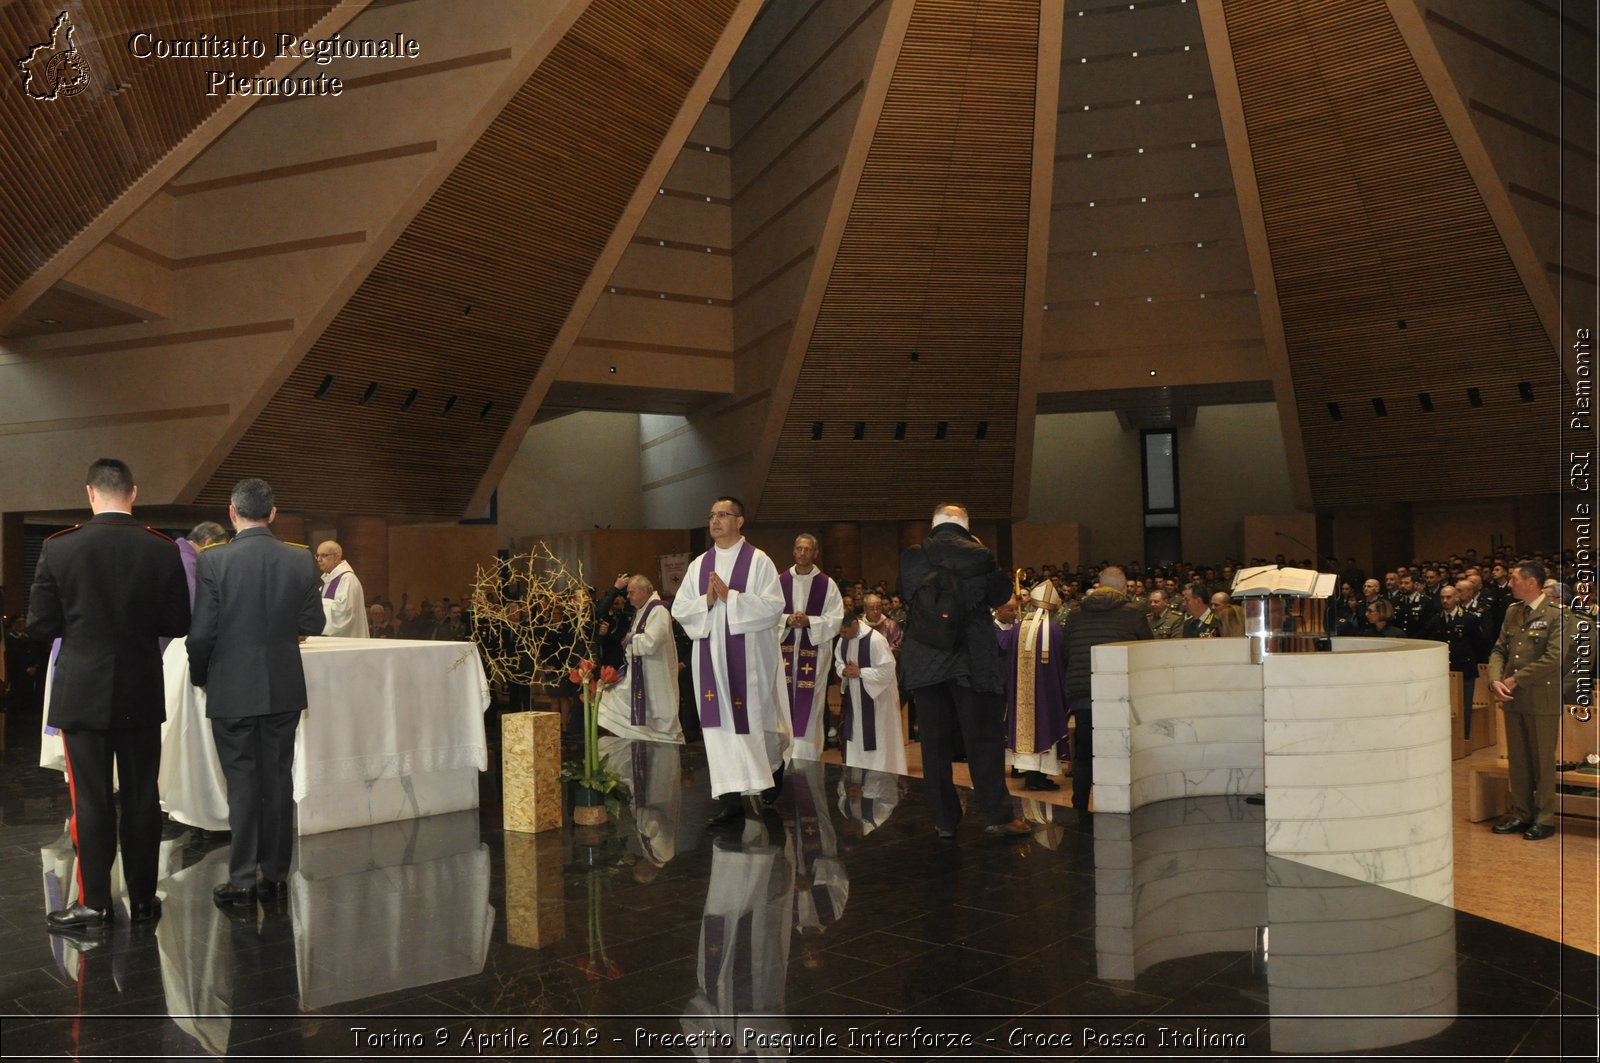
907;546;966;650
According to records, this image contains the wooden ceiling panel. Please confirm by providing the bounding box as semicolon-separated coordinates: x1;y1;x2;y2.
757;0;1039;523
0;0;340;303
199;0;742;519
1223;0;1561;509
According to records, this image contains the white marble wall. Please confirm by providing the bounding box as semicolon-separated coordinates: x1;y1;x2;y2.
1261;638;1453;904
1091;638;1264;815
1094;636;1453;906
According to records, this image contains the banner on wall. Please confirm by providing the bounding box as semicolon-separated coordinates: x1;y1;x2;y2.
658;552;691;596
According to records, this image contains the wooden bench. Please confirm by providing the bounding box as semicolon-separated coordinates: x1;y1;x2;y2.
1465;705;1600;822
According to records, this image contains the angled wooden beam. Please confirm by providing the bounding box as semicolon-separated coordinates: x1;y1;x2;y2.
1012;0;1065;522
0;1;373;335
466;0;768;518
743;0;917;518
1196;0;1313;511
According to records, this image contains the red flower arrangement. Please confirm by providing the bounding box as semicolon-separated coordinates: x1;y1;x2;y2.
560;658;626;818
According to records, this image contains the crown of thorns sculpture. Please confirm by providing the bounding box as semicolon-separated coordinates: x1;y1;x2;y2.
470;542;591;692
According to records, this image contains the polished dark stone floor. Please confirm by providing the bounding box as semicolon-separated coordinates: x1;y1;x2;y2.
0;731;1594;1060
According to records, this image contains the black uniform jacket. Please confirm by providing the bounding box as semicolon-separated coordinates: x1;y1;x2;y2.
27;513;190;729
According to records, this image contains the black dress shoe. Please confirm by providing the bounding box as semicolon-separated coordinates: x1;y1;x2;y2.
705;794;746;828
128;897;162;923
1492;817;1533;834
258;879;289;901
46;902;112;933
1023;772;1060;791
213;883;258;906
1523;823;1556;841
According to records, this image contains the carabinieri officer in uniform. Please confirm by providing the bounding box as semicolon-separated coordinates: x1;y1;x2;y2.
27;459;190;932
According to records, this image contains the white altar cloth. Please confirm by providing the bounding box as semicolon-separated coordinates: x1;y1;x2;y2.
42;636;490;836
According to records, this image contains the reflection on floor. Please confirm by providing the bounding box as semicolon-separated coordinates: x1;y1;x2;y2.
0;739;1595;1059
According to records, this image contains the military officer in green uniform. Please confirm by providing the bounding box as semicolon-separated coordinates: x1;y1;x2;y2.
1146;589;1183;639
1488;561;1569;841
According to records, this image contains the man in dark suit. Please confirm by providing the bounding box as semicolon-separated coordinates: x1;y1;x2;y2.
188;477;325;906
898;503;1028;839
27;458;190;933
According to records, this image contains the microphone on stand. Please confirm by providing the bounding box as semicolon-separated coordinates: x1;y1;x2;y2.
1274;531;1317;560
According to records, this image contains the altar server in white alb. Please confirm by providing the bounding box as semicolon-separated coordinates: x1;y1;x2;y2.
597;575;682;743
671;496;788;829
776;533;843;762
315;541;368;638
834;609;906;774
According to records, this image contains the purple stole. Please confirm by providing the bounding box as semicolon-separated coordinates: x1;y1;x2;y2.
322;572;344;599
778;570;832;739
702;911;755;1011
697;541;756;733
162;539;200;655
789;775;837;927
839;633;877;752
628;600;666;726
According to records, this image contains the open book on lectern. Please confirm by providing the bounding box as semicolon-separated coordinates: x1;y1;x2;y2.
1230;565;1338;598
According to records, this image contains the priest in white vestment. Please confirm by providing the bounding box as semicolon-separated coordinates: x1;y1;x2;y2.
834;612;907;774
670;496;788;828
315;541;368;638
776;533;843;762
597;576;682;743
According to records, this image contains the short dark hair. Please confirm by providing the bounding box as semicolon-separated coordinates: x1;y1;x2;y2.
86;458;134;496
840;608;864;628
715;495;745;517
230;477;274;521
187;521;227;545
1516;560;1547;585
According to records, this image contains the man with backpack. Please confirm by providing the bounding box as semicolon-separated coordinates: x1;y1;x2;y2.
898;503;1028;839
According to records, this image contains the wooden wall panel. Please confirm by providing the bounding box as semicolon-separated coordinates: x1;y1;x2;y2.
759;0;1041;523
198;0;742;519
0;0;339;303
1222;0;1562;509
